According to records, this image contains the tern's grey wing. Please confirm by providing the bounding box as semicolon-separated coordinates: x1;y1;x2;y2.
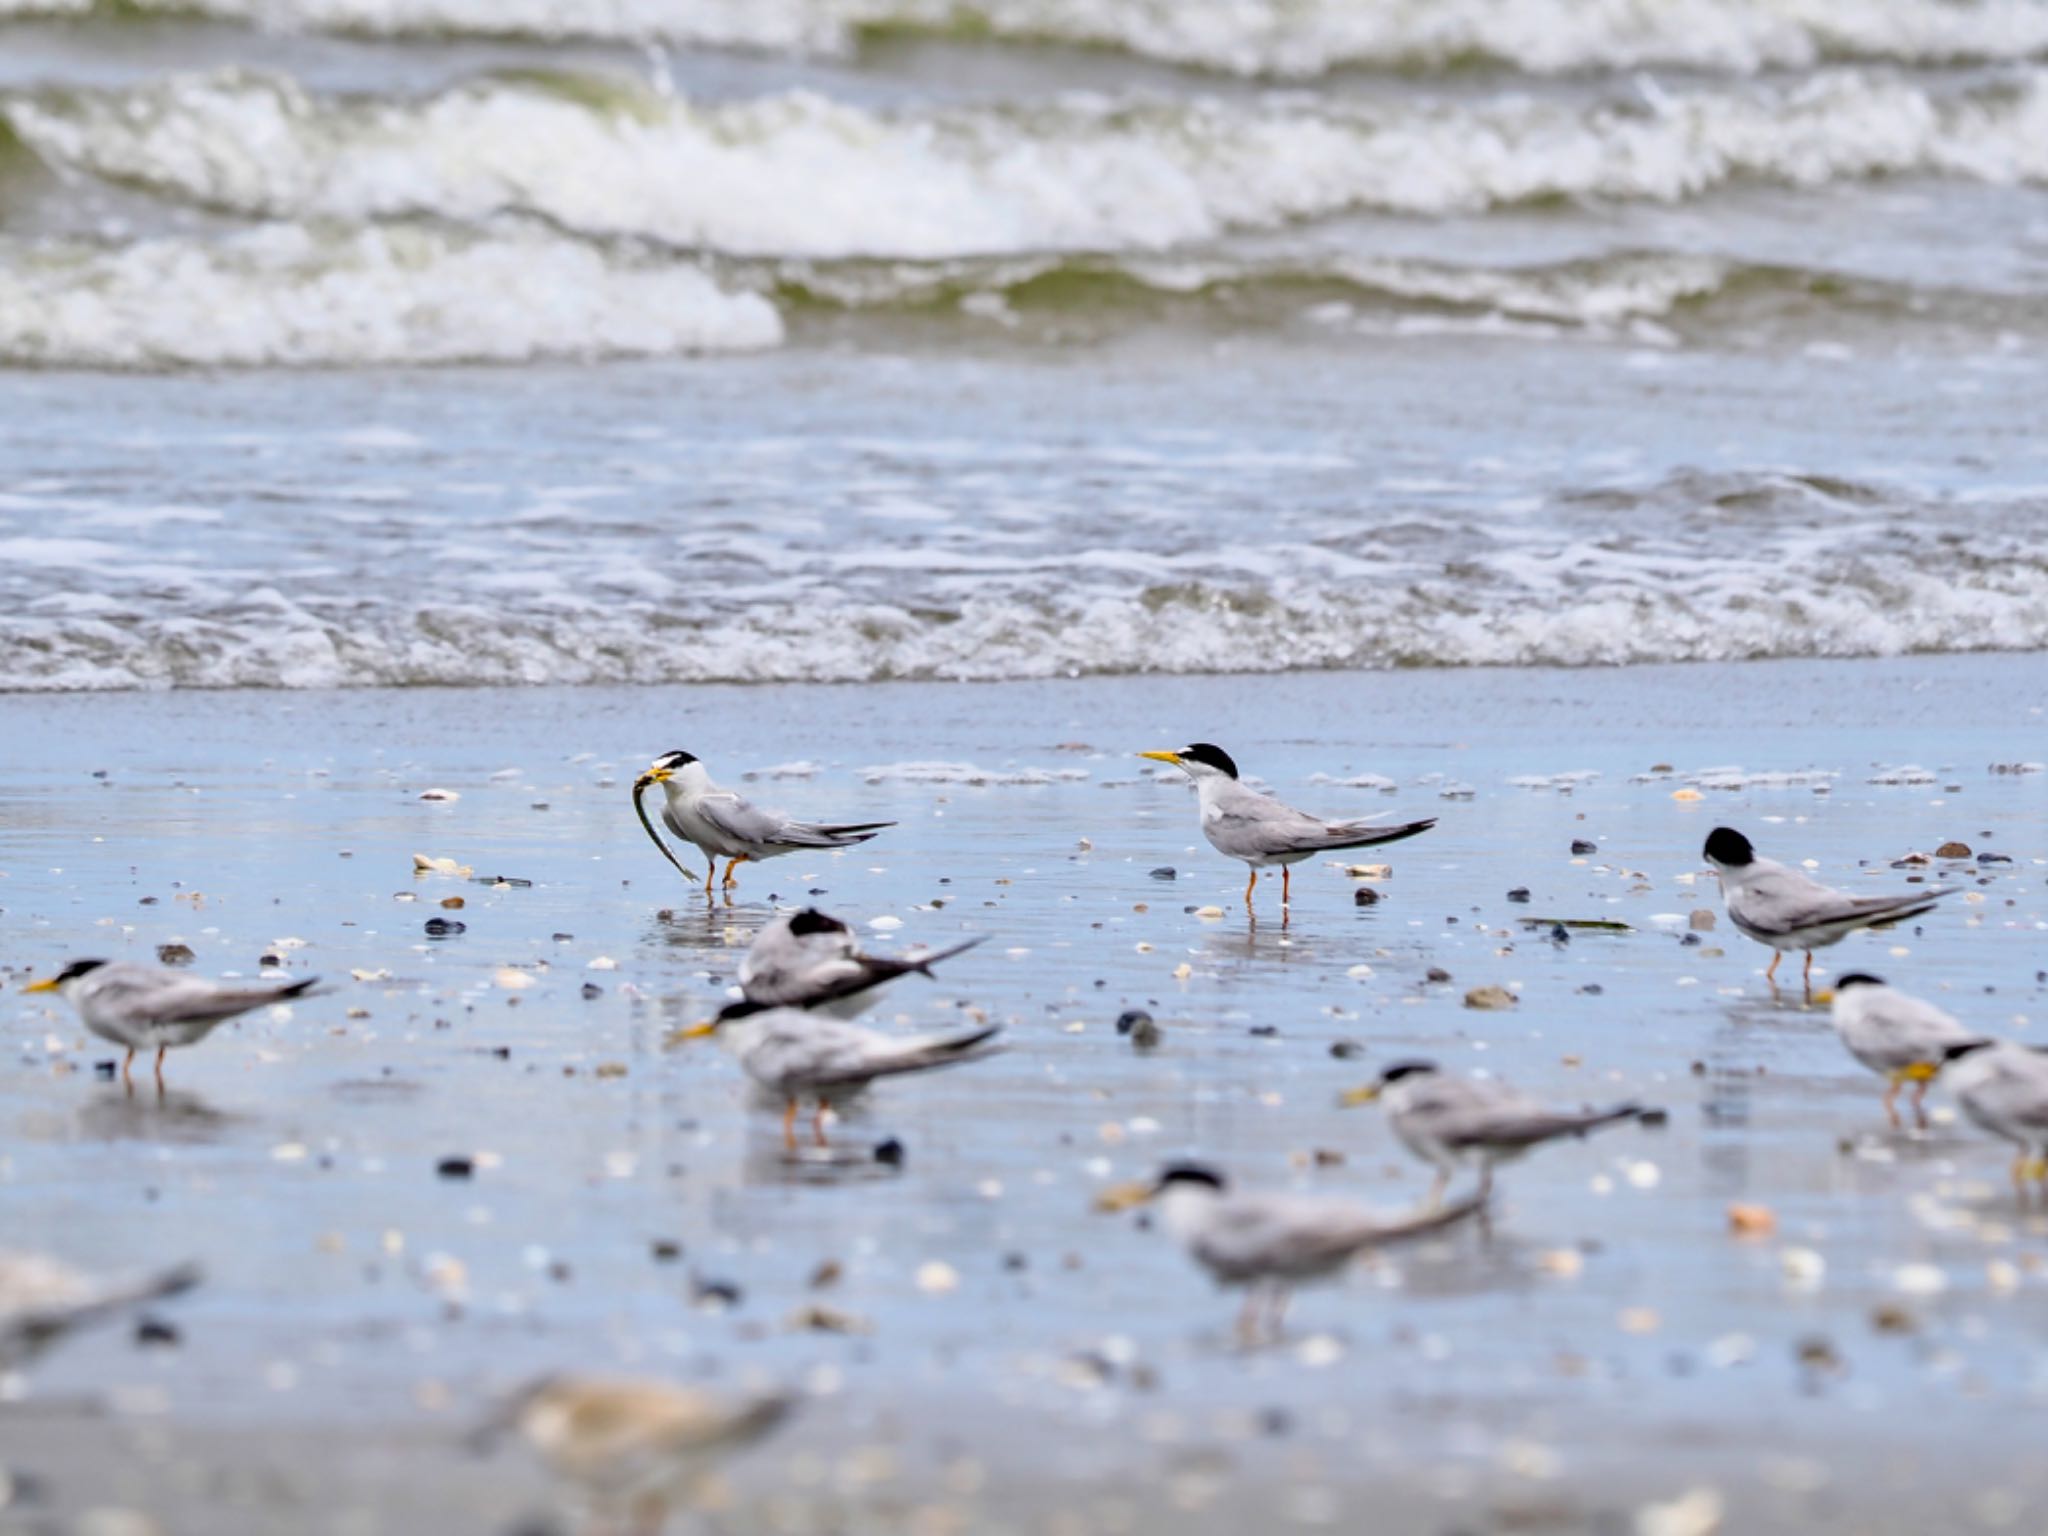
742;1014;998;1091
1843;991;1977;1069
1202;787;1333;860
1195;1192;1480;1279
1969;1051;2048;1133
1732;860;1944;936
695;791;798;850
1396;1077;1614;1151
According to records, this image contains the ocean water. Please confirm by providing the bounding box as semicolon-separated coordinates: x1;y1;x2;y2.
1;2;2046;689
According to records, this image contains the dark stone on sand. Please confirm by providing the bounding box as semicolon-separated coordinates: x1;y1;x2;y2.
1258;1407;1294;1436
94;1060;117;1080
692;1278;743;1307
1507;887;1531;902
1329;1039;1364;1059
1249;1024;1278;1037
651;1240;682;1263
134;1316;181;1348
1353;887;1379;906
435;1156;474;1180
1577;983;1604;996
1980;851;2012;863
424;918;465;938
874;1137;906;1167
1936;841;1971;859
1149;867;1177;880
1425;966;1451;982
1680;933;1701;947
1550;924;1570;944
259;953;283;968
580;983;602;999
1571;839;1597;854
1638;1108;1670;1127
156;944;195;966
551;932;574;942
1003;1252;1028;1271
1115;1009;1149;1035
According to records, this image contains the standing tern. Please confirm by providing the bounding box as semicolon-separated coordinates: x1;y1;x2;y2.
634;750;894;896
721;908;985;1022
1824;973;1984;1129
1939;1039;2048;1198
25;959;318;1087
680;1006;1000;1150
475;1375;794;1534
2;1252;199;1370
1341;1061;1650;1206
1095;1162;1482;1343
1138;743;1435;914
1703;827;1954;1001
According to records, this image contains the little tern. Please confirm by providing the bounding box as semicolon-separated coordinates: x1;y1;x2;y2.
681;1006;1000;1150
1138;743;1435;914
1342;1061;1649;1206
1096;1162;1482;1342
721;908;985;1022
475;1376;793;1533
2;1252;199;1370
634;750;894;896
1825;973;1984;1129
25;959;318;1087
1703;827;1954;1001
1939;1039;2048;1197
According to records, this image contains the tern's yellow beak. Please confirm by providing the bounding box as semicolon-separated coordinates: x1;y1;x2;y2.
22;976;60;993
679;1019;719;1039
1812;989;1835;1005
1338;1084;1381;1108
1138;750;1182;766
638;767;674;787
1092;1179;1158;1214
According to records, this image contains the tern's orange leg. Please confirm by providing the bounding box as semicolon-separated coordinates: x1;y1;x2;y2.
1281;865;1291;907
1880;1075;1903;1129
781;1098;799;1151
722;856;748;890
1764;952;1781;989
1244;867;1257;909
1909;1078;1933;1130
154;1046;167;1086
121;1048;135;1087
702;863;717;897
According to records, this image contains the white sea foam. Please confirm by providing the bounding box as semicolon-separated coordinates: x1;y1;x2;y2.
0;224;780;367
10;71;2048;260
14;0;2048;77
857;760;1091;785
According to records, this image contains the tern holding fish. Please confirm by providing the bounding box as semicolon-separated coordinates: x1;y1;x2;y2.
633;750;894;896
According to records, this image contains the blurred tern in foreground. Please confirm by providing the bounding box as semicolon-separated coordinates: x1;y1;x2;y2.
1939;1039;2048;1198
1342;1061;1651;1206
1095;1162;1482;1343
1;1251;199;1370
721;908;985;1022
25;959;318;1087
1703;827;1954;1001
475;1375;793;1534
1138;743;1435;915
1824;973;1984;1130
634;750;894;897
681;1006;1000;1150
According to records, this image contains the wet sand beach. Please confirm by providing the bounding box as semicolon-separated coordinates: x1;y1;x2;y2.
5;654;2047;1533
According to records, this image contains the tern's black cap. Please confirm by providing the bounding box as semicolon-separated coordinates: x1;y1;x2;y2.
1377;1059;1440;1083
1944;1040;1995;1063
653;749;698;769
1703;827;1755;866
51;959;110;983
787;908;848;938
1178;743;1239;779
1834;973;1885;991
1156;1161;1227;1192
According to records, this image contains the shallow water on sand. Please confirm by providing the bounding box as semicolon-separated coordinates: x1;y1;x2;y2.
5;655;2048;1531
